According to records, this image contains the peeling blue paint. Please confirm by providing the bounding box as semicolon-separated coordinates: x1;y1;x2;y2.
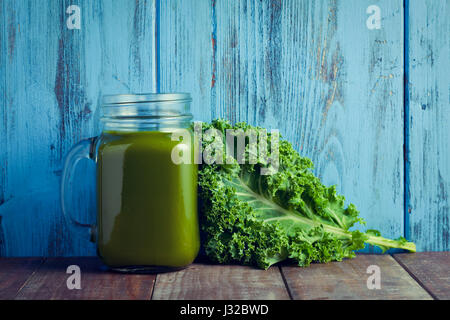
0;0;448;256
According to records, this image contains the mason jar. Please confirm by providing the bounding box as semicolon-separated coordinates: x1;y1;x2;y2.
61;93;200;272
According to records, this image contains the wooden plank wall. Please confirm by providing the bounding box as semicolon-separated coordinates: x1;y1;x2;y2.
0;0;448;256
0;0;157;256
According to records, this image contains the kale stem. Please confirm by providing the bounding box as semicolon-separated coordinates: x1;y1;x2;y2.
367;235;416;252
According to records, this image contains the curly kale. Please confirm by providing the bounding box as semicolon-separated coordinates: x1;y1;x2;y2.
198;119;416;269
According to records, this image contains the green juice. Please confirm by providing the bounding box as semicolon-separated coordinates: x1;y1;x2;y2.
96;130;200;269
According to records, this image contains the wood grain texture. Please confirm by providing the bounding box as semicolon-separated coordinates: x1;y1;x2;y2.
0;0;156;256
406;0;450;251
0;0;7;257
1;0;66;257
0;258;44;299
160;0;405;250
393;252;450;300
0;257;446;300
152;263;290;300
14;257;155;300
159;0;213;122
0;0;449;256
281;254;432;300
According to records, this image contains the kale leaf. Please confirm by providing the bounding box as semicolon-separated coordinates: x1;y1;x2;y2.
198;119;416;269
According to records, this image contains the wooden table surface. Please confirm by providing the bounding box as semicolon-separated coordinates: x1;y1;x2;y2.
0;253;448;300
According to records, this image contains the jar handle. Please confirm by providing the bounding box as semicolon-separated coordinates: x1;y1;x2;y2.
61;137;98;243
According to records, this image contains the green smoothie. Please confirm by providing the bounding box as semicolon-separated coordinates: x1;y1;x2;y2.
96;130;199;269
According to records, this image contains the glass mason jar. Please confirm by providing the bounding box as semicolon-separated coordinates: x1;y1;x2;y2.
61;93;200;273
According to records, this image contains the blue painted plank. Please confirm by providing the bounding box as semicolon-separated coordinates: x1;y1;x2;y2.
159;0;213;122
0;0;156;256
1;0;65;256
407;0;450;251
160;0;405;250
0;0;6;256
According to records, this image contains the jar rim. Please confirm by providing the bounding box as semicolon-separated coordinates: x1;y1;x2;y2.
100;93;193;131
102;93;192;105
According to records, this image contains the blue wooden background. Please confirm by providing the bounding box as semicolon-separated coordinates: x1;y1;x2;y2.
0;0;448;256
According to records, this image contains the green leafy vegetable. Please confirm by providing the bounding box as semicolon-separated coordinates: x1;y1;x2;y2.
197;119;416;270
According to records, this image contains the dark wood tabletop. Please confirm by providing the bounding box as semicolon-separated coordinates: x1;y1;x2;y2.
0;252;448;300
